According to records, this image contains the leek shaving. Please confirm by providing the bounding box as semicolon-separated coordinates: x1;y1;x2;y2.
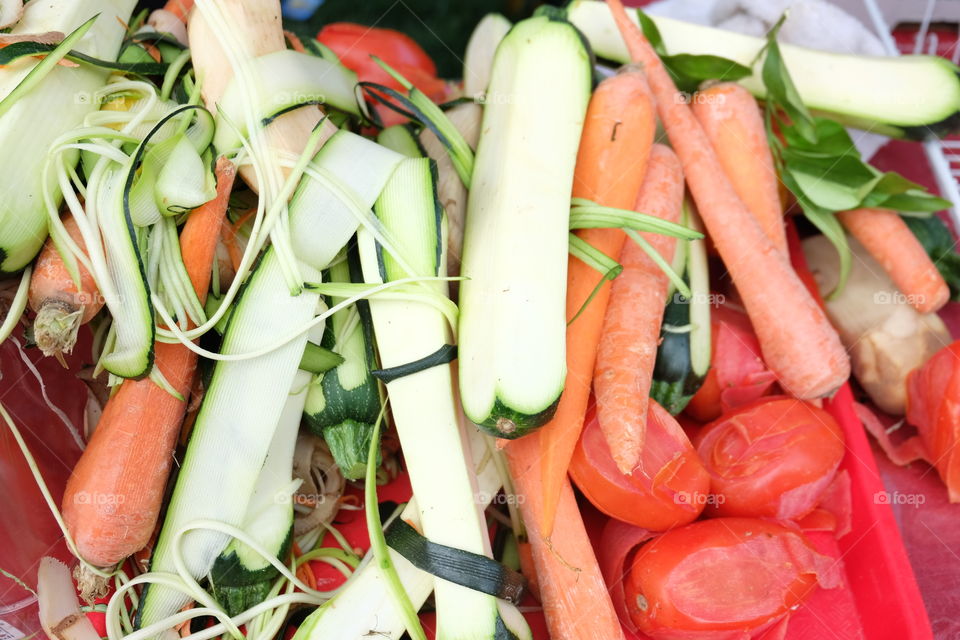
154;276;462;361
0;266;30;344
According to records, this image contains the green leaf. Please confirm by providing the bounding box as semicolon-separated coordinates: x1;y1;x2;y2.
637;9;749;93
662;54;752;93
782;118;857;156
783;149;882;211
762;16;816;143
636;9;666;54
781;171;852;296
903;215;960;301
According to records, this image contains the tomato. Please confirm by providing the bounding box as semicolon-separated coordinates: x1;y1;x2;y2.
695;397;845;519
626;518;835;639
317;23;446;128
570;400;710;531
906;340;960;502
685;305;777;422
317;23;437;77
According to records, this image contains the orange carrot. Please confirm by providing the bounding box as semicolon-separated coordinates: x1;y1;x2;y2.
594;144;684;473
605;0;849;400
837;207;949;313
692;82;787;254
537;67;655;536
506;434;625;640
62;158;236;572
163;0;194;22
28;215;103;361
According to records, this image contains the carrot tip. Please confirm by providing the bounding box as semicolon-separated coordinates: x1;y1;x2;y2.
33;299;83;358
73;563;111;605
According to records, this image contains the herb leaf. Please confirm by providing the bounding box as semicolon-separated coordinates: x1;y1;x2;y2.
762;16;816;143
637;9;751;93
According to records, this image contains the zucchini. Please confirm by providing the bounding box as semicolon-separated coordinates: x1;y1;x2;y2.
0;0;136;273
209;370;310;616
650;204;711;415
137;131;402;630
463;13;512;99
377;124;426;158
457;15;592;437
567;0;960;139
292;424;528;640
650;297;705;415
213;49;360;152
303;256;381;480
358;157;529;639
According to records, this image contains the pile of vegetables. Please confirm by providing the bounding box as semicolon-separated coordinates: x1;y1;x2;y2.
2;0;960;639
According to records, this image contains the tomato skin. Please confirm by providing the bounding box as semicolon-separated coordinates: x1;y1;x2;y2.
317;23;437;77
907;341;960;502
570;400;710;531
626;518;826;639
696;397;845;519
685;306;777;422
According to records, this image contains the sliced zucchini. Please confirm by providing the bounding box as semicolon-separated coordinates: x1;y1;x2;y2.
358;157;529;639
377;124;426;158
209;370;310;616
567;0;960;139
291;423;527;640
463;13;512;99
0;0;136;273
457;15;592;436
213;49;360;152
304;256;381;480
138;132;400;630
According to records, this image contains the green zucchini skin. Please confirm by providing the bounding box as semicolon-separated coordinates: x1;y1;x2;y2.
304;253;381;480
650;297;707;415
209;527;293;616
477;395;561;439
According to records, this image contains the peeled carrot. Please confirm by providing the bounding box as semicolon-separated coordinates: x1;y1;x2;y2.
605;0;849;399
594;144;684;473
537;67;655;536
506;434;625;640
28;215;103;361
837;207;948;313
692;82;787;254
62;158;236;572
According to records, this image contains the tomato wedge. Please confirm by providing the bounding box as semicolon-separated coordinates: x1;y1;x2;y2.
685;305;777;422
570;400;710;531
907;340;960;502
696;397;845;519
626;518;838;639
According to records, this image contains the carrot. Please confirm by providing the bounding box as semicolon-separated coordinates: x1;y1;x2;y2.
28;215;103;361
537;67;655;536
506;434;625;640
692;82;787;254
605;0;850;400
594;144;684;473
163;0;194;22
62;158;236;575
837;207;949;313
